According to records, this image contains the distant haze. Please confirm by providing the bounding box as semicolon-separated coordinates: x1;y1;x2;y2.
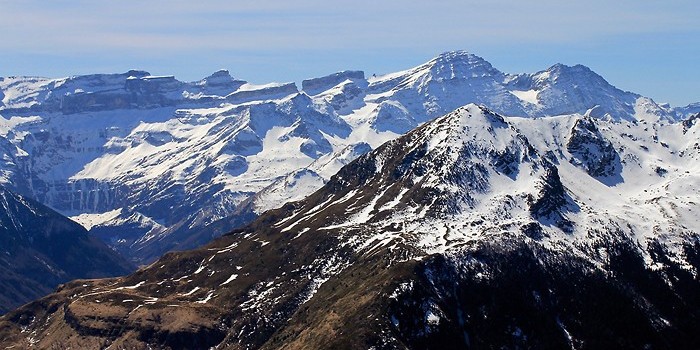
1;0;698;106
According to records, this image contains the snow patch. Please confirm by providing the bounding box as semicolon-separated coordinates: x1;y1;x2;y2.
509;89;540;105
220;274;238;286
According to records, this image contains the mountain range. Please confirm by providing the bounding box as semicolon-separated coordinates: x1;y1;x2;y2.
1;51;697;266
1;103;698;348
1;51;700;348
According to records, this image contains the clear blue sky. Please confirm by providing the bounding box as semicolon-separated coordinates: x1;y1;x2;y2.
1;0;698;106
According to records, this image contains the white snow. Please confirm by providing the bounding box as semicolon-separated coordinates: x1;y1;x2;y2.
213;242;238;254
220;274;238;286
181;287;200;296
292;227;310;239
426;310;441;325
193;259;207;274
196;291;215;304
237;82;289;92
116;281;145;290
70;208;122;230
509;89;540;105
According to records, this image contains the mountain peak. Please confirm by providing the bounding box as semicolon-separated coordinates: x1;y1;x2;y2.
124;69;151;78
543;63;604;82
206;69;232;78
302;70;365;95
439;103;506;128
434;50;480;61
317;103;536;223
423;51;503;80
199;69;245;86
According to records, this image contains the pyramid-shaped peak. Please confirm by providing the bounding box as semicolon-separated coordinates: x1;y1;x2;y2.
544;63;602;79
530;62;612;90
434;50;484;61
432;103;509;133
550;62;589;71
423;51;503;80
446;103;498;118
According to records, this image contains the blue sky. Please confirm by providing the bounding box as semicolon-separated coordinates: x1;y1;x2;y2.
1;0;698;106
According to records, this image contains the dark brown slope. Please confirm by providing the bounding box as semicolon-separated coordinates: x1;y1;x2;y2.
0;196;402;349
1;105;699;349
0;185;134;314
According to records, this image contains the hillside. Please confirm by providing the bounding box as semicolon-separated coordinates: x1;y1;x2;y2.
0;185;133;314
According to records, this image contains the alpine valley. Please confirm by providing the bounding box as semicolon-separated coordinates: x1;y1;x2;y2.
0;51;699;349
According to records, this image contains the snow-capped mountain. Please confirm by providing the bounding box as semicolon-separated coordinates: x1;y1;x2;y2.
0;51;693;264
358;51;673;133
674;102;700;119
0;185;133;314
2;104;697;349
0;72;354;263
